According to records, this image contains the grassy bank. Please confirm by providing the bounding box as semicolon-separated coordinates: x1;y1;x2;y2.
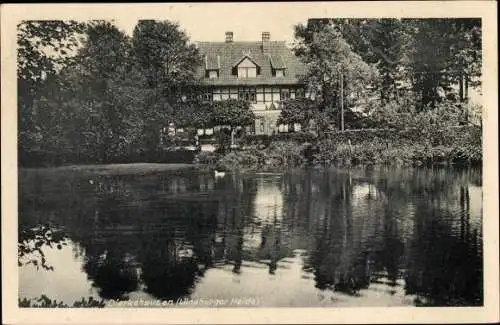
195;126;482;171
19;148;197;168
21;163;195;176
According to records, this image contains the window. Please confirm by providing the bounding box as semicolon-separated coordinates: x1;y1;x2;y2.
281;89;290;100
256;92;264;103
278;124;289;133
208;70;218;79
247;123;256;135
212;88;222;101
238;67;257;78
202;92;213;102
238;88;257;103
274;69;285;77
205;70;219;79
261;87;284;103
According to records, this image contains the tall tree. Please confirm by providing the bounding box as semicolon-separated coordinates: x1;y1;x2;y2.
294;23;379;130
304;18;409;105
358;19;408;104
277;98;318;131
403;18;482;108
61;21;142;162
131;20;202;153
212;99;255;148
17;20;86;163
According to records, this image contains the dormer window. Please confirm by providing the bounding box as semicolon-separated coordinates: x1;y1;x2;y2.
233;56;260;79
206;70;219;79
205;54;220;79
274;69;285;77
269;55;287;78
238;66;257;78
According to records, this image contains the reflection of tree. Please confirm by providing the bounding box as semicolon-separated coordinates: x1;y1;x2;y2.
301;171;373;294
380;217;405;285
83;249;139;300
18;224;68;270
214;176;256;268
258;219;282;274
139;238;199;301
370;167;483;306
290;167;483;304
19;166;483;306
188;202;219;270
404;189;483;306
19;169;224;302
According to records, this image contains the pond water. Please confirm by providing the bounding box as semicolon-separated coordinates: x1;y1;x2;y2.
18;166;483;307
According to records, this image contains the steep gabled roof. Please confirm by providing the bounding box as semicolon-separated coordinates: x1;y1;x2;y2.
196;41;306;86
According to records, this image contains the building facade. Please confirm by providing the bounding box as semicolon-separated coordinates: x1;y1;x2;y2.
196;31;306;135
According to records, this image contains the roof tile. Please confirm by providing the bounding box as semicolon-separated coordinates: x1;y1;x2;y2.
196;41;305;86
205;54;220;70
269;55;287;69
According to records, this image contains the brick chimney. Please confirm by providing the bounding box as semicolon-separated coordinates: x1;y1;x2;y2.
262;32;270;41
225;31;233;43
261;32;270;53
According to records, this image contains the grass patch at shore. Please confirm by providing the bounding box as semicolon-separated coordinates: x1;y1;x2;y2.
21;163;195;176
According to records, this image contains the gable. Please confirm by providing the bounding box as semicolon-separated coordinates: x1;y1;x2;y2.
233;56;260;69
237;57;257;68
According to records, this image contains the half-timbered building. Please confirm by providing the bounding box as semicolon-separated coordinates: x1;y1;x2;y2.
196;31;306;135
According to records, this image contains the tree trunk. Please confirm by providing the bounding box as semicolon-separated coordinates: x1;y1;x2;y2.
340;70;345;131
459;73;464;102
465;76;469;102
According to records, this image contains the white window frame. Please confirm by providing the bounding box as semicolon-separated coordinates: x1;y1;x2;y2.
275;69;285;77
208;70;219;79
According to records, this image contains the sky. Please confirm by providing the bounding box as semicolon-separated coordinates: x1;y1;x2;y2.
103;2;481;105
110;3;345;44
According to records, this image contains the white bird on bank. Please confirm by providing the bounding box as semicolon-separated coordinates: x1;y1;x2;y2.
214;170;226;178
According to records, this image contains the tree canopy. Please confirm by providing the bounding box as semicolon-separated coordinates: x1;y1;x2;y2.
294;22;379;130
212;99;255;128
298;18;482;109
17;18;482;166
18;20;203;165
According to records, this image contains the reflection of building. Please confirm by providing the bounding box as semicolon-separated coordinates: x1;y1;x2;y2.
252;177;284;223
196;32;306;135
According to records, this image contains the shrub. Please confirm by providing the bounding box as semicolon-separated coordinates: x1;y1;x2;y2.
193;151;220;165
214;141;308;171
265;141;307;168
217;149;265;171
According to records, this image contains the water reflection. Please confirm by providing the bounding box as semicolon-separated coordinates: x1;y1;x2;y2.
18;167;483;307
